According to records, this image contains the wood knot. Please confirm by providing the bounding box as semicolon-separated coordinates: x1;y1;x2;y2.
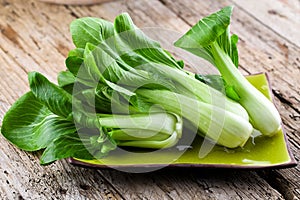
1;24;20;47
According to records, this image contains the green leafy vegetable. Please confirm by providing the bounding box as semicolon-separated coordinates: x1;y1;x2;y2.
2;9;267;165
175;6;281;136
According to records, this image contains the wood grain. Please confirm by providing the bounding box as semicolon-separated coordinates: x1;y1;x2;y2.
39;0;113;5
0;0;299;199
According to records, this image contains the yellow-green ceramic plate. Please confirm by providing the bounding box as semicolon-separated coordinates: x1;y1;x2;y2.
69;73;297;169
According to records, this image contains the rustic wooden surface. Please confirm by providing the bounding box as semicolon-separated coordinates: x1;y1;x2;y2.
0;0;299;199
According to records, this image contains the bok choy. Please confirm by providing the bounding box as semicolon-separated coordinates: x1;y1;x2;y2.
1;10;259;165
174;6;281;136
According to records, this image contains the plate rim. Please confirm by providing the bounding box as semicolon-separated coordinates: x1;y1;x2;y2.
68;157;297;170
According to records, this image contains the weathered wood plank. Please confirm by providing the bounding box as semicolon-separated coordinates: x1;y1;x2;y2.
265;97;300;200
0;0;72;81
0;135;123;199
99;169;284;200
39;0;112;6
232;0;300;47
0;43;29;124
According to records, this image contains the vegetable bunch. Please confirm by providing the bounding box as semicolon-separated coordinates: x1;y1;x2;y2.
1;6;281;165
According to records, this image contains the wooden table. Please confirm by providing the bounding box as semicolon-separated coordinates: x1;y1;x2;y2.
0;0;299;199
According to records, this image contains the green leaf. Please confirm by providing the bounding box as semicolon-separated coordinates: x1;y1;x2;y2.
57;71;75;94
72;14;182;92
174;6;234;65
82;87;113;113
68;48;85;58
40;131;91;164
225;85;240;101
29;72;73;119
58;71;75;87
230;34;239;67
70;17;114;48
87;43;149;86
40;129;116;165
65;57;83;76
75;43;106;87
114;13;182;69
175;6;232;47
194;74;240;101
65;48;84;76
74;44;147;113
83;38;177;91
1;92;74;151
82;43;178;113
83;43;157;97
194;74;225;92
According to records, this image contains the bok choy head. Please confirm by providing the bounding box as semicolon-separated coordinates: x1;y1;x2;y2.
174;6;281;136
1;10;256;167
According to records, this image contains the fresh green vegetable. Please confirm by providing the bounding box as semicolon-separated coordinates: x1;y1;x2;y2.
174;6;281;136
1;10;256;165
